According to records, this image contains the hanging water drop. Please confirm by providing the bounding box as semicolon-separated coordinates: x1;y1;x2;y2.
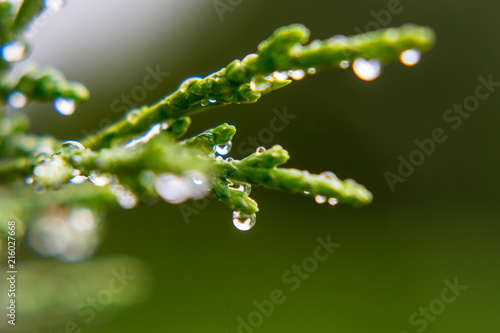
272;71;288;81
400;49;421;66
1;41;27;62
288;69;305;80
154;173;191;204
250;76;272;92
340;60;350;69
209;98;217;103
352;58;381;81
111;185;138;209
88;171;113;187
43;0;64;11
232;211;256;231
328;198;339;206
53;97;76;116
183;171;210;200
215;141;232;155
7;91;27;109
315;195;327;204
256;146;266;155
307;68;317;75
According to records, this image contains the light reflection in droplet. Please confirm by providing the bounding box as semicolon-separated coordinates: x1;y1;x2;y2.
340;60;350;69
288;69;305;80
400;49;421;66
328;198;339;206
7;91;27;109
272;71;288;81
315;195;327;204
214;141;232;155
53;97;76;116
1;41;27;62
232;211;256;231
352;58;381;81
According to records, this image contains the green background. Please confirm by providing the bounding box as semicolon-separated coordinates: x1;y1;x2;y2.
11;0;500;332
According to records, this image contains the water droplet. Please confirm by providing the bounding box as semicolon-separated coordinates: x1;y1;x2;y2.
315;195;327;204
7;91;27;109
126;108;141;123
1;40;27;62
307;68;317;75
232;211;256;231
183;171;210;200
122;123;162;148
328;198;339;206
53;97;76;116
303;191;310;195
215;141;232;155
272;71;288;81
319;171;339;181
250;76;272;92
225;157;234;163
179;77;202;92
154;173;191;204
209;98;217;103
288;69;305;80
60;140;85;152
340;60;350;69
400;49;421;66
352;58;381;81
229;182;252;195
88;171;112;187
43;0;64;11
25;176;34;185
215;156;224;162
111;185;138;209
256;146;266;155
69;175;87;184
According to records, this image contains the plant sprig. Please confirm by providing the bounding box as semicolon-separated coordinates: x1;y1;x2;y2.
0;1;435;245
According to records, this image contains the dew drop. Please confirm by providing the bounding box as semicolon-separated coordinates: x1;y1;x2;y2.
111;185;138;209
319;171;339;181
340;60;350;69
43;0;64;11
53;97;76;116
225;157;234;163
7;91;27;109
24;176;34;185
183;171;210;200
256;146;266;155
88;171;113;187
229;182;251;195
232;211;256;231
250;76;272;92
272;71;288;81
303;191;310;195
328;35;347;46
154;173;191;204
179;77;202;92
288;69;305;80
400;49;421;66
352;58;381;81
215;141;232;155
126;108;141;123
60;140;84;152
209;98;217;103
1;41;27;62
69;175;87;184
307;67;317;75
328;198;339;206
315;195;327;204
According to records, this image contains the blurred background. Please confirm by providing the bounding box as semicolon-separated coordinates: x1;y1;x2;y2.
2;0;499;332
